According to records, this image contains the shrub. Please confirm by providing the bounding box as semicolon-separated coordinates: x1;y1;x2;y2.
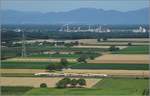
60;58;68;67
97;38;101;42
46;63;63;71
56;78;71;88
78;78;86;87
77;55;87;63
89;55;95;60
70;79;78;88
109;45;120;51
40;83;47;88
56;78;86;88
102;37;108;41
128;42;132;46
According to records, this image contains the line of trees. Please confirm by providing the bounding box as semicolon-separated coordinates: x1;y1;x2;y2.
56;78;86;88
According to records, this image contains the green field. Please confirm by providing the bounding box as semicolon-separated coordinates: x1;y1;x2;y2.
113;45;149;54
27;46;108;52
70;63;149;70
1;62;50;69
1;86;33;96
1;61;149;70
1;46;104;59
24;78;148;96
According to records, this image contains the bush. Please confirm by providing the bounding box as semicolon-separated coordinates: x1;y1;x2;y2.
56;78;71;88
56;78;86;88
60;58;68;67
70;79;78;87
78;78;86;87
40;83;47;88
54;51;60;54
77;55;87;63
109;45;120;51
102;37;108;41
97;38;101;42
46;63;63;71
128;42;132;46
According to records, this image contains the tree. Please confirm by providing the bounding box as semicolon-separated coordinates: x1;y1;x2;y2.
128;42;132;46
89;55;95;60
60;58;68;67
40;83;47;88
102;37;108;41
55;51;60;54
109;45;120;51
64;43;73;47
77;78;86;87
70;79;78;88
56;78;71;88
77;55;87;63
97;38;101;42
74;41;79;46
46;63;63;71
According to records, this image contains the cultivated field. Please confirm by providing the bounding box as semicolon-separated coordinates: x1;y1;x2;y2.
1;69;47;74
4;58;76;62
0;77;100;88
15;38;149;43
24;78;149;96
2;61;149;70
73;45;127;49
2;38;149;96
88;54;149;64
113;45;149;54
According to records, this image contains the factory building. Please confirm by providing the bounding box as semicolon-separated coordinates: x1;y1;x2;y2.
59;25;111;33
133;26;147;33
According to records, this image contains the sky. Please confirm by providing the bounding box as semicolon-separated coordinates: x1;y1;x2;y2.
1;0;150;13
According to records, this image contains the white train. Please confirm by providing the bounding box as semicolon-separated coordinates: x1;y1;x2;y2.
34;73;108;77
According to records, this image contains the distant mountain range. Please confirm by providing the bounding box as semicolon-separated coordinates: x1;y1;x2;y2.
1;7;149;24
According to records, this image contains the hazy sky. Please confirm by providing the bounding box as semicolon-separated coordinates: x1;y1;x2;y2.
1;0;149;12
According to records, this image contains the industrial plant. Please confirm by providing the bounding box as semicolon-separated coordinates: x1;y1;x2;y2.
59;25;111;33
59;25;148;33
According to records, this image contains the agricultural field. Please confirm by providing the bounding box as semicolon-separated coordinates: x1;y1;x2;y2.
1;77;100;88
1;61;149;70
113;45;149;54
88;54;149;64
23;78;148;96
28;54;80;58
1;38;149;96
2;78;148;96
73;45;128;49
1;86;33;96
